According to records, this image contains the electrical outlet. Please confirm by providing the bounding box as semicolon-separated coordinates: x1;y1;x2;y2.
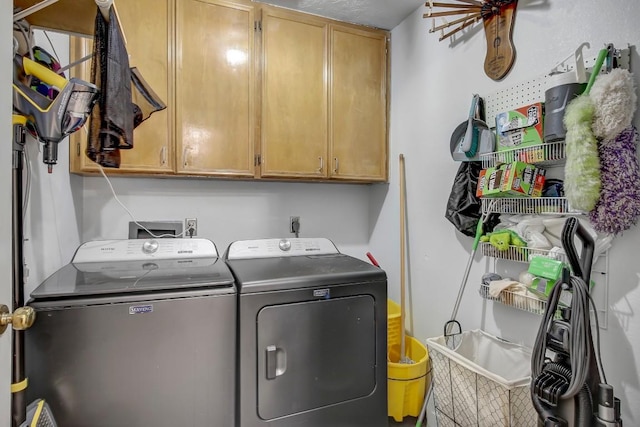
185;218;197;237
289;216;300;234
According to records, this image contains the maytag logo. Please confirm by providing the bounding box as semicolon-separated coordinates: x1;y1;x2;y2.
313;288;330;299
129;305;153;315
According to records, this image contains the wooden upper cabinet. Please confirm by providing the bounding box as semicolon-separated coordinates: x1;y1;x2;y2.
259;7;329;179
330;25;388;182
67;0;388;182
69;0;173;174
176;0;256;177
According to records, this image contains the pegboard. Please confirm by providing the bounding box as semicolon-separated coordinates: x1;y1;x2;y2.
484;45;631;126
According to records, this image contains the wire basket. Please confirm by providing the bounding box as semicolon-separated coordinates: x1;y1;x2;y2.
426;330;537;426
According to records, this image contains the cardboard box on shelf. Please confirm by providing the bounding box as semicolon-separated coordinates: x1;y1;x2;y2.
496;103;544;152
476;165;505;198
478;161;546;198
500;161;546;197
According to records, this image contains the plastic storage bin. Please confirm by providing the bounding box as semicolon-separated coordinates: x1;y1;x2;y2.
387;299;401;348
388;335;430;422
426;329;537;426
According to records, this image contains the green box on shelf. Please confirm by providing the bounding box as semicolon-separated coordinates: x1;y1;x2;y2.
529;277;556;299
478;161;546;198
500;161;546;197
528;256;564;280
476;165;505;198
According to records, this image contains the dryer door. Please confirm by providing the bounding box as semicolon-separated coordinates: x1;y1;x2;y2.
256;295;376;420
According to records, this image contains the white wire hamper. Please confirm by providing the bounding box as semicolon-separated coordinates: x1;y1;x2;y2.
426;330;538;426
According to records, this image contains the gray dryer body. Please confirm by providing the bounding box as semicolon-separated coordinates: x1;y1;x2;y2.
225;238;388;427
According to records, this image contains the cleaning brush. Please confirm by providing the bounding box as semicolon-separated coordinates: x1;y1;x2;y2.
563;48;608;212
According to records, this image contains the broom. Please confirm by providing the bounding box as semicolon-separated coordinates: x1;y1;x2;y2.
399;154;414;364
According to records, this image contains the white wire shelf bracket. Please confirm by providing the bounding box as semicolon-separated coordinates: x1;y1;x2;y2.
480;141;566;168
481;197;577;215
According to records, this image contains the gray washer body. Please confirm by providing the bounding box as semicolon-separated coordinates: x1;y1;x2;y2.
25;257;237;427
226;253;388;427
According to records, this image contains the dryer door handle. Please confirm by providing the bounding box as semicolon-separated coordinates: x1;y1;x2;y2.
265;345;286;380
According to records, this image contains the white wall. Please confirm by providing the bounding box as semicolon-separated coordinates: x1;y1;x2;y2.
375;1;640;424
79;175;374;259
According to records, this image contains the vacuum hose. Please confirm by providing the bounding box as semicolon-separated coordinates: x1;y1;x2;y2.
531;270;593;427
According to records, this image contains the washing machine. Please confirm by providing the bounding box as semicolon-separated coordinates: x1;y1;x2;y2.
225;237;388;427
25;238;237;427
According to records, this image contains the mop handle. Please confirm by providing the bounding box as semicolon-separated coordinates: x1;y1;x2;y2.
584;48;608;95
449;217;483;324
399;154;407;359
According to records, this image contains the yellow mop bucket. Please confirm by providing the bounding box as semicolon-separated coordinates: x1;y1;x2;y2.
388;335;430;422
387;299;401;348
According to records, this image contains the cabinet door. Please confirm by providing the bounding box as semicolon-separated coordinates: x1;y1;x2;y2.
260;7;328;179
69;0;173;174
330;25;388;182
176;0;256;177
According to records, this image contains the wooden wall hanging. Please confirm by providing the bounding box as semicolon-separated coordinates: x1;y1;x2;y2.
424;0;518;81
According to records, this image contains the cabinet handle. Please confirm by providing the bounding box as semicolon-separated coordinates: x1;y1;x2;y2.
182;147;188;168
318;156;324;172
160;147;167;165
333;157;339;174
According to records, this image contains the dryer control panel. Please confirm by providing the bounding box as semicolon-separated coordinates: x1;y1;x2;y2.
226;238;339;259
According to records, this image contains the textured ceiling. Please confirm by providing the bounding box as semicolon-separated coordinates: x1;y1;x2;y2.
255;0;426;30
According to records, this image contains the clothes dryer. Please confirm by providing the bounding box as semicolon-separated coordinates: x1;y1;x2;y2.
25;238;236;427
225;238;387;427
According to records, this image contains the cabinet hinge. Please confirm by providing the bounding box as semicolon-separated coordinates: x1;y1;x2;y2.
254;20;262;32
254;154;261;166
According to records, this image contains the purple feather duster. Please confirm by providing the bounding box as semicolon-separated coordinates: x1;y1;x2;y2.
589;126;640;234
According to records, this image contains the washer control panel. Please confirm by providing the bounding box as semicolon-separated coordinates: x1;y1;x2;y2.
226;238;339;259
72;238;218;263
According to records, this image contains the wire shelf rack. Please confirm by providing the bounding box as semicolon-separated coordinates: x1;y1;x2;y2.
481;197;575;215
480;141;566;168
479;283;555;317
479;242;568;264
480;246;609;328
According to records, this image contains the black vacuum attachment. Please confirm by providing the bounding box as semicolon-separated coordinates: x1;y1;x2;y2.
531;217;622;427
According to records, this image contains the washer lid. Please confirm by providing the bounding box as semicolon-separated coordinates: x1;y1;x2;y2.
30;239;235;300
